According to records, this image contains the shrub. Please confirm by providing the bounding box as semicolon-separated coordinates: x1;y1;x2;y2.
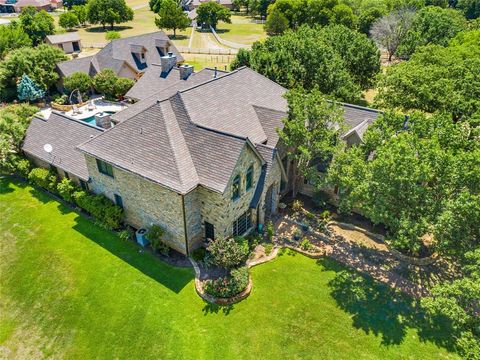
92;69;118;98
53;93;68;105
313;190;329;208
304;210;316;220
13;157;30;178
265;220;274;242
191;247;207;262
203;267;249;298
247;231;262;250
264;243;273;256
56;177;75;202
105;30;121;41
300;239;314;251
206;236;250;269
63;72;92;94
28;168;57;192
113;77;134;99
320;210;331;220
118;227;134;241
292;199;303;212
72;190;123;229
146;224;169;255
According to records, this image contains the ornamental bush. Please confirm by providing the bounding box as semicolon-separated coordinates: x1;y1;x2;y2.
146;224;169;255
56;177;76;202
28;168;57;192
206;236;250;269
203;266;249;298
72;190;123;229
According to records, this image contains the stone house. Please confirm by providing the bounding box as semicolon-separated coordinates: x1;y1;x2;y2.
22;66;380;255
46;32;82;54
56;31;183;81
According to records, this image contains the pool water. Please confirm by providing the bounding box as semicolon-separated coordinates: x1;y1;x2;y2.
83;111;115;126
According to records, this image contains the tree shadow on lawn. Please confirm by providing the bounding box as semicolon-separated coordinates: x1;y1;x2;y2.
86;26;133;33
319;258;458;353
0;176;16;194
71;215;193;293
202;302;234;316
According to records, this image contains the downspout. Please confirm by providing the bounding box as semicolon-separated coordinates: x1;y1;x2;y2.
181;194;189;256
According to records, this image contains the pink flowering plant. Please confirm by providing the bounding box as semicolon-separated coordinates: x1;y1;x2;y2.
203;267;249;298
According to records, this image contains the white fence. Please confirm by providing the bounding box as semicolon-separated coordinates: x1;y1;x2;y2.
176;46;238;55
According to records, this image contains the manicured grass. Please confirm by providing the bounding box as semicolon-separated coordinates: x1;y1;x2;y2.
0;177;458;359
215;15;266;45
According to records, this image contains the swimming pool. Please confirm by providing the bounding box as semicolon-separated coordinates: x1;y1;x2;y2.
83;111;115;126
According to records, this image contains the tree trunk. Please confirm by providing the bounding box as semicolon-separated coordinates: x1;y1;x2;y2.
110;23;114;30
173;28;176;38
388;51;393;62
292;161;298;198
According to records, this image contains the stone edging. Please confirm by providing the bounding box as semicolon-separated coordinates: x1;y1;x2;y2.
327;221;385;242
190;243;324;305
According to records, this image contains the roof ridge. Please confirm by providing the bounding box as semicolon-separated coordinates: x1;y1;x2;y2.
176;67;241;95
338;101;383;114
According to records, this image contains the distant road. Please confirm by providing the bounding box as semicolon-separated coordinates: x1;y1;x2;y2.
132;3;148;10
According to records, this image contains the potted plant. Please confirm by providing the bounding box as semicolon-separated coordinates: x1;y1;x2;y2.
293;228;302;241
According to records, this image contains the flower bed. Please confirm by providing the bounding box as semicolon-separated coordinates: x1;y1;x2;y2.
203;267;249;298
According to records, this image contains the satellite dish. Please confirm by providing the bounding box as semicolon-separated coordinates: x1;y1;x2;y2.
43;144;53;153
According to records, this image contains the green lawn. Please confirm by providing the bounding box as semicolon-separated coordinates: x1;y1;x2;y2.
215;15;266;45
0;177;458;359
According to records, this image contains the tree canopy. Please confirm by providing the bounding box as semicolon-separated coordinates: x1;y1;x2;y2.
0;45;67;101
63;71;92;94
59;11;80;30
17;74;45;102
376;30;480;120
232;25;380;102
19;7;55;46
196;1;231;29
87;0;134;30
154;0;190;38
0;22;31;60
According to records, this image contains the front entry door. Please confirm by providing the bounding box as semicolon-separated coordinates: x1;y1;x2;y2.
205;222;214;241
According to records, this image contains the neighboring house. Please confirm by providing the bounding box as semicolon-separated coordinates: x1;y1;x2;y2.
185;0;233;10
22;66;381;255
56;31;183;81
46;32;82;54
12;0;60;12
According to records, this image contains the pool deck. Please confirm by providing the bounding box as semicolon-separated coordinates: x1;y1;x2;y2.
64;100;128;120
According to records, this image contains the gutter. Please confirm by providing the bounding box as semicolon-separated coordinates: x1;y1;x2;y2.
181;194;189;256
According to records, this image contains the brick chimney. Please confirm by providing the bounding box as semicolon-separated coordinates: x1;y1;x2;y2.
160;52;176;73
179;64;194;80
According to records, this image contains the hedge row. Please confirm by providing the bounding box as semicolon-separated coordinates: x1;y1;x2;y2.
27;166;123;229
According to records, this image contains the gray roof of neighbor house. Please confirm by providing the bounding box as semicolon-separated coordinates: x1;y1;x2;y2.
22;112;103;181
46;32;81;44
77;67;381;194
57;31;184;78
125;65;227;101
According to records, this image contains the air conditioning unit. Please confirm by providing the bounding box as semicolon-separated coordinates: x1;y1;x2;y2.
135;228;149;247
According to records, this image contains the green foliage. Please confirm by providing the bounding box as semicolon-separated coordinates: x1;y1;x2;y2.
358;6;386;34
28;168;57;192
146;224;169;255
63;72;92;95
105;30;121;40
56;177;76;202
17;74;45;102
72;5;88;26
300;238;313;251
154;0;190;38
0;44;67;102
206;236;250;269
265;220;274;241
457;0;480;19
113;77;134;98
19;7;55;46
376;31;480;120
87;0;134;30
149;0;164;13
292;199;303;212
397;6;467;59
279;87;344;195
191;247;207;262
236;25;379;101
59;11;80;30
230;48;250;70
92;68;118;97
118;227;134;241
203;266;249;298
0;22;32;60
0;104;38;173
197;1;231;29
73;190;124;229
265;7;289;36
13;157;31;178
63;0;87;10
263;243;273;256
328;111;480;255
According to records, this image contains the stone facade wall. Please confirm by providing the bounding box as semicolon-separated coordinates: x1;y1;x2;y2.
258;155;283;224
84;155;188;253
196;145;263;240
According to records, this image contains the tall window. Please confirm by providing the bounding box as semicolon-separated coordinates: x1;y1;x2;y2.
246;165;253;191
96;159;114;177
232;175;241;200
114;194;123;209
232;211;252;237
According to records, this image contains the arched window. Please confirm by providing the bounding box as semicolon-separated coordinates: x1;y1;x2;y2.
232;175;241;200
246;165;254;190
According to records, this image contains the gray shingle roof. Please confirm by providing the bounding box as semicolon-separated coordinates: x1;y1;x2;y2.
22;112;103;181
46;32;81;44
78;67;382;194
57;31;184;78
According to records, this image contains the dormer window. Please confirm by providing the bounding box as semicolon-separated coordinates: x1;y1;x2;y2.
232;175;241;201
246;165;253;191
